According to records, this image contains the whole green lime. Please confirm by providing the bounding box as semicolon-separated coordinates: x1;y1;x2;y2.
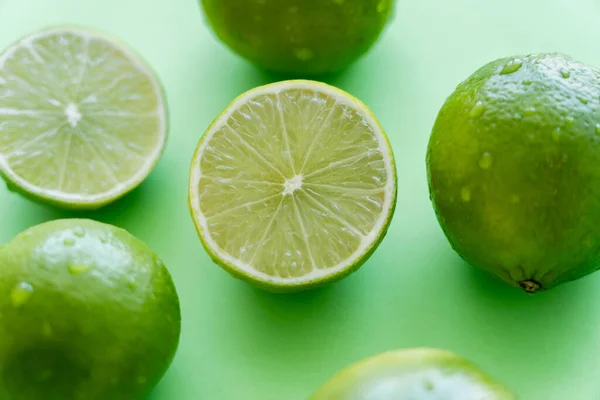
0;219;180;400
427;53;600;293
311;348;515;399
200;0;394;75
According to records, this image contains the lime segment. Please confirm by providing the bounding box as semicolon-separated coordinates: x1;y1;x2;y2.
189;80;396;291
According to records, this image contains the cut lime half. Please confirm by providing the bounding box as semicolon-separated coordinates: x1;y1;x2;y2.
189;80;397;291
0;27;167;209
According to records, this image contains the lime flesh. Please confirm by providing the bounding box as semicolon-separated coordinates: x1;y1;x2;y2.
311;348;516;400
0;27;167;210
189;80;397;291
427;53;600;293
0;219;180;400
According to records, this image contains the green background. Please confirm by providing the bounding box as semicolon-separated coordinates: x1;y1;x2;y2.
0;0;599;398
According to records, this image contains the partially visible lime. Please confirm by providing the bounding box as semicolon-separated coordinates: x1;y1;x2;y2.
0;27;168;210
427;53;600;293
311;348;516;399
189;80;397;292
200;0;394;75
0;219;180;400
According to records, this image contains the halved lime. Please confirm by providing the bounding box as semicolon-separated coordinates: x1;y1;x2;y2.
0;27;167;209
189;80;397;291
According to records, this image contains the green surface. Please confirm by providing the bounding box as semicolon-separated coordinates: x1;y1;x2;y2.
0;0;599;399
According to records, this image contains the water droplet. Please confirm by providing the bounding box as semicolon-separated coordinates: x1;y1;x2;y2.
560;69;570;79
595;124;600;135
128;281;138;290
376;0;386;12
43;323;53;337
552;129;561;142
469;101;485;118
11;282;33;307
294;48;313;61
500;59;523;75
565;116;575;126
522;80;533;86
100;236;109;244
68;264;90;275
73;227;85;238
523;107;536;116
511;194;520;204
460;187;471;202
579;97;589;105
479;152;492;169
63;237;76;247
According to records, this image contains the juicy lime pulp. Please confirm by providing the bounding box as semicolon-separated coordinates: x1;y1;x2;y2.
0;26;168;209
311;348;516;400
0;219;180;400
189;80;397;291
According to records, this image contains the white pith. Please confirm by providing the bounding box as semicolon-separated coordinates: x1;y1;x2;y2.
189;81;396;285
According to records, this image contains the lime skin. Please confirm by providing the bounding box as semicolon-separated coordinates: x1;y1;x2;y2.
200;0;394;76
0;219;180;400
310;348;515;399
427;53;600;293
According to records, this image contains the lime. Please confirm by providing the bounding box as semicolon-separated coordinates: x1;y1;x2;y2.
200;0;394;75
0;27;168;210
0;219;180;400
427;53;600;293
188;80;397;291
311;348;516;399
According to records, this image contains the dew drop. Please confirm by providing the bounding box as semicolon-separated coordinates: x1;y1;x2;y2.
523;107;536;116
565;116;575;126
461;187;472;202
579;97;589;105
469;101;485;118
595;124;600;135
560;69;570;79
73;227;85;238
294;48;313;61
11;282;33;307
68;264;90;275
63;237;76;247
479;152;492;169
128;280;139;290
500;59;523;75
522;80;533;86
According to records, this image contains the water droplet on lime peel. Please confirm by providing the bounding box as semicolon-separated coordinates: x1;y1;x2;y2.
595;124;600;135
63;237;76;247
461;187;472;202
73;227;85;238
68;264;90;275
500;59;523;75
11;282;33;307
524;107;536;116
565;116;575;126
579;97;589;105
522;80;533;86
128;281;138;290
469;101;485;118
560;69;570;79
552;129;561;142
479;152;493;169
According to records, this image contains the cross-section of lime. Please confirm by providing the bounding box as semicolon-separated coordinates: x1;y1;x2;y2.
0;27;168;209
189;80;397;291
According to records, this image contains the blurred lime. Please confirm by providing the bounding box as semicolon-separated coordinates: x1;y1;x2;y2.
0;27;168;210
311;348;515;399
427;53;600;293
0;219;180;400
189;80;397;292
200;0;394;75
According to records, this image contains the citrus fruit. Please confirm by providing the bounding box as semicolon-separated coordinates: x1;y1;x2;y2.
0;219;180;400
427;53;600;293
311;348;516;399
200;0;395;75
0;27;168;210
188;80;397;292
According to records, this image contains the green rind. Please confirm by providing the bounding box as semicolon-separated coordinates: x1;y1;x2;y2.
0;219;181;400
188;80;397;292
311;348;516;399
0;25;170;211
